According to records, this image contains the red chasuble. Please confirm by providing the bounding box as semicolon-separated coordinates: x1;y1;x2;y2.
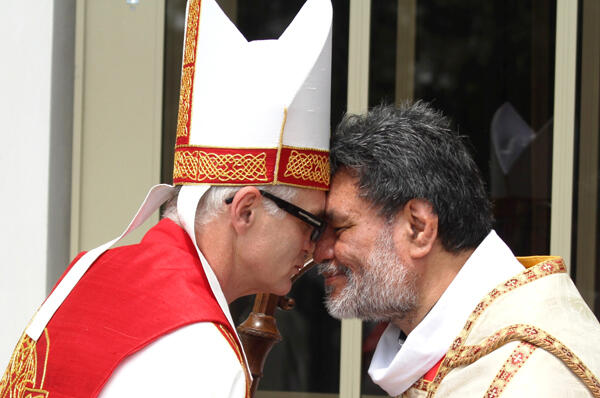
1;218;246;398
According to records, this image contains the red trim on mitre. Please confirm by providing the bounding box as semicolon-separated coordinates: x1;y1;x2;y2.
277;146;330;190
173;146;278;185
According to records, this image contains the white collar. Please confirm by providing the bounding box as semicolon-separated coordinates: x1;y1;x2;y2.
368;230;524;396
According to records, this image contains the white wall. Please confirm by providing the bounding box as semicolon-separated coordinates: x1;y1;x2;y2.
0;1;74;373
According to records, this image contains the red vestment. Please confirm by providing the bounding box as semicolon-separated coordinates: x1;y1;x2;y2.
1;219;247;398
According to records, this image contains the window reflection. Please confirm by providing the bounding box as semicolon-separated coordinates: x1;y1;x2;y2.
364;0;556;394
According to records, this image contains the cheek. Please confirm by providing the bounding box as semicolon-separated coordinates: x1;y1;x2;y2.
294;219;313;242
271;226;304;260
334;240;359;266
335;230;362;256
335;235;373;271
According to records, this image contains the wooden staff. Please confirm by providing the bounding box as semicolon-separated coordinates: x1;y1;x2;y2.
237;260;316;396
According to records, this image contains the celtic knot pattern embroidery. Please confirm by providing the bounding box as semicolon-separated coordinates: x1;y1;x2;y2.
174;150;269;183
283;150;329;185
183;0;199;65
0;332;49;398
175;0;200;142
176;66;194;140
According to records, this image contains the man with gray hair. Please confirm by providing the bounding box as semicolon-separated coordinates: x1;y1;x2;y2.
315;101;600;397
161;183;325;300
1;0;332;396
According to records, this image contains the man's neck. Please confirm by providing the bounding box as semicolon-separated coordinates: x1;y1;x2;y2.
392;245;474;335
195;221;241;304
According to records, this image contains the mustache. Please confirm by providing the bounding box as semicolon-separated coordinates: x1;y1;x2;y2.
317;262;351;277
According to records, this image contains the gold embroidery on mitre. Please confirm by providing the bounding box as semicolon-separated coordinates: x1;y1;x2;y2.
176;65;194;140
174;150;269;183
283;150;330;185
273;108;288;183
183;0;200;65
0;332;49;398
176;0;200;141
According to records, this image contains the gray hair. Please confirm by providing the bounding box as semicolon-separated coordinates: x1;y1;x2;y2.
331;101;493;253
161;184;298;228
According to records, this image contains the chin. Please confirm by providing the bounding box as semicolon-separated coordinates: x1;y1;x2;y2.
325;286;344;302
270;280;292;296
324;278;346;296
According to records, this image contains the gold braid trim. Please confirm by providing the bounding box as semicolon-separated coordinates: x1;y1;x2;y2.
176;65;195;140
176;0;200;141
0;331;49;398
0;333;37;397
484;341;536;398
215;324;252;398
283;150;330;186
425;259;573;397
437;325;600;397
412;378;430;392
173;150;269;183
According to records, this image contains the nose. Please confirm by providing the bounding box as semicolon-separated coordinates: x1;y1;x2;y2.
303;231;317;256
313;225;335;263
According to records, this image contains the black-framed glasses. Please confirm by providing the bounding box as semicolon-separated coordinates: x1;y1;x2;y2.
225;189;327;242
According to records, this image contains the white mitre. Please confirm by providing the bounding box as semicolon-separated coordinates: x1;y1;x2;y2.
174;0;333;247
25;0;333;361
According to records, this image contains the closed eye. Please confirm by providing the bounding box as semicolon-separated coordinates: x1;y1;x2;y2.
334;226;349;236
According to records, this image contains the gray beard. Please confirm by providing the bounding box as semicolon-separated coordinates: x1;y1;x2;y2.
318;229;418;322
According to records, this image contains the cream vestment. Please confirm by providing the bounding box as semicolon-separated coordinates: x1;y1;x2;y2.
370;231;600;397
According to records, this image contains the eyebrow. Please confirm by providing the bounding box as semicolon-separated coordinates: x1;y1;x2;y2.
326;209;352;225
298;206;325;220
315;209;326;219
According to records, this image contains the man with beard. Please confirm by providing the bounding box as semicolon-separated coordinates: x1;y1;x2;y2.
315;102;600;397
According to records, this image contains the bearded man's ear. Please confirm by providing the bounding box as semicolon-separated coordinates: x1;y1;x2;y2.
401;198;438;259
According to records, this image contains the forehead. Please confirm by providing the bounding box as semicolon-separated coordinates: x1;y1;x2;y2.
293;187;327;215
326;169;378;222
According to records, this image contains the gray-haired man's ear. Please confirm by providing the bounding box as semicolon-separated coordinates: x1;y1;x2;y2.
228;186;262;234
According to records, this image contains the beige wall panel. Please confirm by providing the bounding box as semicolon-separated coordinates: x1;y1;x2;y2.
341;1;371;397
73;1;164;254
550;0;578;269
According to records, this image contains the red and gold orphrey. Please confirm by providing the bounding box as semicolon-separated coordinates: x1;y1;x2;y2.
401;258;600;398
172;0;329;190
173;146;330;189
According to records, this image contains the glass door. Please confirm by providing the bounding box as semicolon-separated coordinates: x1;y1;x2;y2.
362;0;557;395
